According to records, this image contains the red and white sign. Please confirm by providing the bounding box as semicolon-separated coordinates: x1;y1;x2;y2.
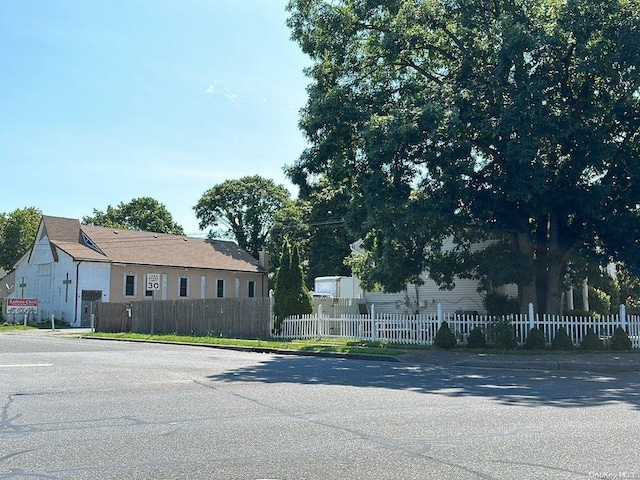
6;298;38;314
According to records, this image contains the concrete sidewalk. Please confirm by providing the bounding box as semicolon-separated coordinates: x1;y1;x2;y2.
400;349;640;373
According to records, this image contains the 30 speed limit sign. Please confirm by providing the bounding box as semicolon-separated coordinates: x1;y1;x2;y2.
146;273;161;291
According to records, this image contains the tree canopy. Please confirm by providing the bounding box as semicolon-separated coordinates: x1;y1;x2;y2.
268;178;353;287
287;0;640;314
194;175;291;259
82;197;184;235
0;207;41;271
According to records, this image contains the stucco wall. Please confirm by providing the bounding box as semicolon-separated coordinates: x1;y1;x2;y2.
108;264;268;303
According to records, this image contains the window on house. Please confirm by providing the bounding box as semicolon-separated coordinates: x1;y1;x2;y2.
124;274;136;297
216;279;224;298
179;277;189;298
248;280;256;298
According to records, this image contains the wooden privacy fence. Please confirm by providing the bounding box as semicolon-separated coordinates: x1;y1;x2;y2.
95;298;271;338
272;303;640;348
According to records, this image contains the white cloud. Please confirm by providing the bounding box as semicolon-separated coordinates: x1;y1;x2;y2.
205;81;237;103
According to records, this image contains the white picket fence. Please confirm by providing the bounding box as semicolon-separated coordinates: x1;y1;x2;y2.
271;304;640;348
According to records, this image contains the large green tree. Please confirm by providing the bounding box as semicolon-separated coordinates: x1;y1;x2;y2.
0;207;41;271
269;178;354;287
287;0;640;314
83;197;184;235
194;175;291;259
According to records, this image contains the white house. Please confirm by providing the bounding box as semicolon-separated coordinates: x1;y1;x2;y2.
8;215;269;326
349;238;518;315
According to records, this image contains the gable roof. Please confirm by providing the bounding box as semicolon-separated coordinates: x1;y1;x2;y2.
40;215;266;273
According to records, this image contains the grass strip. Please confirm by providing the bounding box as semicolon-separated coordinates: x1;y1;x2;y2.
83;332;407;356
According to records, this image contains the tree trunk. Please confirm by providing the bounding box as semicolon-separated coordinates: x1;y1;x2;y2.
516;232;537;314
544;261;566;315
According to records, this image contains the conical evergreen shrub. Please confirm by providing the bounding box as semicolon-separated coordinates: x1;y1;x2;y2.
551;326;574;350
434;321;457;349
610;327;632;351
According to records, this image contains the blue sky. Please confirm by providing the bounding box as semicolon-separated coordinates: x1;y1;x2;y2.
1;0;311;236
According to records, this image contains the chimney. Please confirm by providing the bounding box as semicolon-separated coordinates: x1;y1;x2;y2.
259;250;269;271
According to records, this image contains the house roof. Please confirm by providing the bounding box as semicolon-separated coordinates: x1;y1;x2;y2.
0;269;15;298
41;215;266;273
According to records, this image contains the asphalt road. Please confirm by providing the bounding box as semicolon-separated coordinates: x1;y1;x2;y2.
1;331;640;480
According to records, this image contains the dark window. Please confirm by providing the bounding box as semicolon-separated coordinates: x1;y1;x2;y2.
125;275;135;296
216;279;224;298
248;280;256;298
179;277;188;297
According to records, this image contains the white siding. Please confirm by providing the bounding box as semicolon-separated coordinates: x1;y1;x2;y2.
361;238;519;315
75;262;110;327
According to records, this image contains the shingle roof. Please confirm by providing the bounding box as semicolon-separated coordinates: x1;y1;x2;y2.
41;216;265;273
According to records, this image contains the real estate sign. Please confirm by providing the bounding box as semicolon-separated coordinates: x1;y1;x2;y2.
7;298;38;315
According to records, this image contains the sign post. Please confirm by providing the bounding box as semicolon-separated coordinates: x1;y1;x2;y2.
146;274;161;335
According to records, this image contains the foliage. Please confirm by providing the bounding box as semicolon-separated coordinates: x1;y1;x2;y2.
194;175;290;259
287;0;640;314
304;178;353;287
83;197;184;235
267;199;311;276
0;207;41;271
272;242;313;333
486;319;518;350
267;180;353;288
610;327;633;351
617;267;640;314
433;320;457;349
551;327;575;350
587;288;611;316
483;292;520;317
466;327;487;349
580;327;604;351
524;328;547;350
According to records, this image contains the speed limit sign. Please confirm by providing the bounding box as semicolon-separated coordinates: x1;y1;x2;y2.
146;273;161;291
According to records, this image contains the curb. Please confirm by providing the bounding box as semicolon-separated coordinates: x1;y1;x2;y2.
453;359;639;373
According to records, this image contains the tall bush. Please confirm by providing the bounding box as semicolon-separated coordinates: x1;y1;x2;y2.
272;242;312;333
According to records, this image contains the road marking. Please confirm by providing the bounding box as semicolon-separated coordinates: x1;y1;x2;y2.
0;363;54;368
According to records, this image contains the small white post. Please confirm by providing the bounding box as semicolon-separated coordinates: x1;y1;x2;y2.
91;313;95;332
437;303;443;325
620;304;627;330
23;313;27;328
371;303;376;342
529;303;535;330
51;314;55;332
582;278;589;311
317;303;323;338
567;287;574;311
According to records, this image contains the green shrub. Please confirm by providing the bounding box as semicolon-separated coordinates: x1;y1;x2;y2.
524;327;546;350
551;326;575;350
580;327;604;350
486;319;518;350
466;327;487;349
483;292;519;316
610;327;632;351
589;287;611;316
434;321;457;349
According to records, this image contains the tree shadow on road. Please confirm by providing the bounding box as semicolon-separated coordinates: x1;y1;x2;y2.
206;354;640;410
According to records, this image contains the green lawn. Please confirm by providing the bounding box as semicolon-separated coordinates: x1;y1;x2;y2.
83;332;406;356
